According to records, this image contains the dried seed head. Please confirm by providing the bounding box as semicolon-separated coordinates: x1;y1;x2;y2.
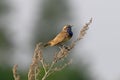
13;64;20;80
77;18;92;41
54;46;70;62
28;42;43;80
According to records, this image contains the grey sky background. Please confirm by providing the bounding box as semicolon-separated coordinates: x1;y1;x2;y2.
72;0;120;80
7;0;120;80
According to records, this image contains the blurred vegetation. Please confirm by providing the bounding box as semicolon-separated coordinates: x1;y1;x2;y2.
0;0;10;15
0;0;11;49
0;28;11;49
0;67;14;80
47;66;92;80
0;0;13;79
0;0;13;64
0;0;12;52
36;65;93;80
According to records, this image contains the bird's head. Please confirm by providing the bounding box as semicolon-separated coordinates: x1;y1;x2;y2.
62;25;73;32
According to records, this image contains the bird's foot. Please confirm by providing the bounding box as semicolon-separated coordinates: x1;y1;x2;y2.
59;45;71;51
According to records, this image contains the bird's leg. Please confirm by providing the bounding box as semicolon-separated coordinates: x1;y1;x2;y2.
59;44;70;51
59;44;64;47
62;44;71;51
63;46;70;51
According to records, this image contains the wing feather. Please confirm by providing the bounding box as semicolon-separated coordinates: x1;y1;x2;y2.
49;31;68;46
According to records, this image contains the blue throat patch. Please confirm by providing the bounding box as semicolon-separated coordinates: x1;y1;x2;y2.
67;27;73;36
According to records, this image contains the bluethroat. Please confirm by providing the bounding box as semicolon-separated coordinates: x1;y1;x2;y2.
44;25;73;47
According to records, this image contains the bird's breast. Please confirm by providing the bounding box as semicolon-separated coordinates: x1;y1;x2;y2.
67;29;73;37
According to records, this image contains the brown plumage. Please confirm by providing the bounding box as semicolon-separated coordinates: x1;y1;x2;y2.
44;25;73;47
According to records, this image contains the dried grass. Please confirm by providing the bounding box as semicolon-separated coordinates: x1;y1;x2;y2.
13;18;92;80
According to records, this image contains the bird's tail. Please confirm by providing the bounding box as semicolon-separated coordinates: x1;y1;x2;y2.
43;42;50;47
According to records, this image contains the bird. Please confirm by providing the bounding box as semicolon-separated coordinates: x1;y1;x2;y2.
44;25;73;47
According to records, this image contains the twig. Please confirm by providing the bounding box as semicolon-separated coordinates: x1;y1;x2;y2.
13;64;20;80
40;59;47;73
42;61;55;80
28;43;43;80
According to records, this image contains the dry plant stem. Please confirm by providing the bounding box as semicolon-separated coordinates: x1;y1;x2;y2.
40;59;47;73
13;64;20;80
35;67;38;80
77;18;92;41
42;61;55;80
35;66;40;80
48;59;72;76
56;59;72;71
69;18;92;49
28;43;43;80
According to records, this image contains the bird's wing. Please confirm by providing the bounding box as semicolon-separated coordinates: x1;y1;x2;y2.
49;32;68;46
